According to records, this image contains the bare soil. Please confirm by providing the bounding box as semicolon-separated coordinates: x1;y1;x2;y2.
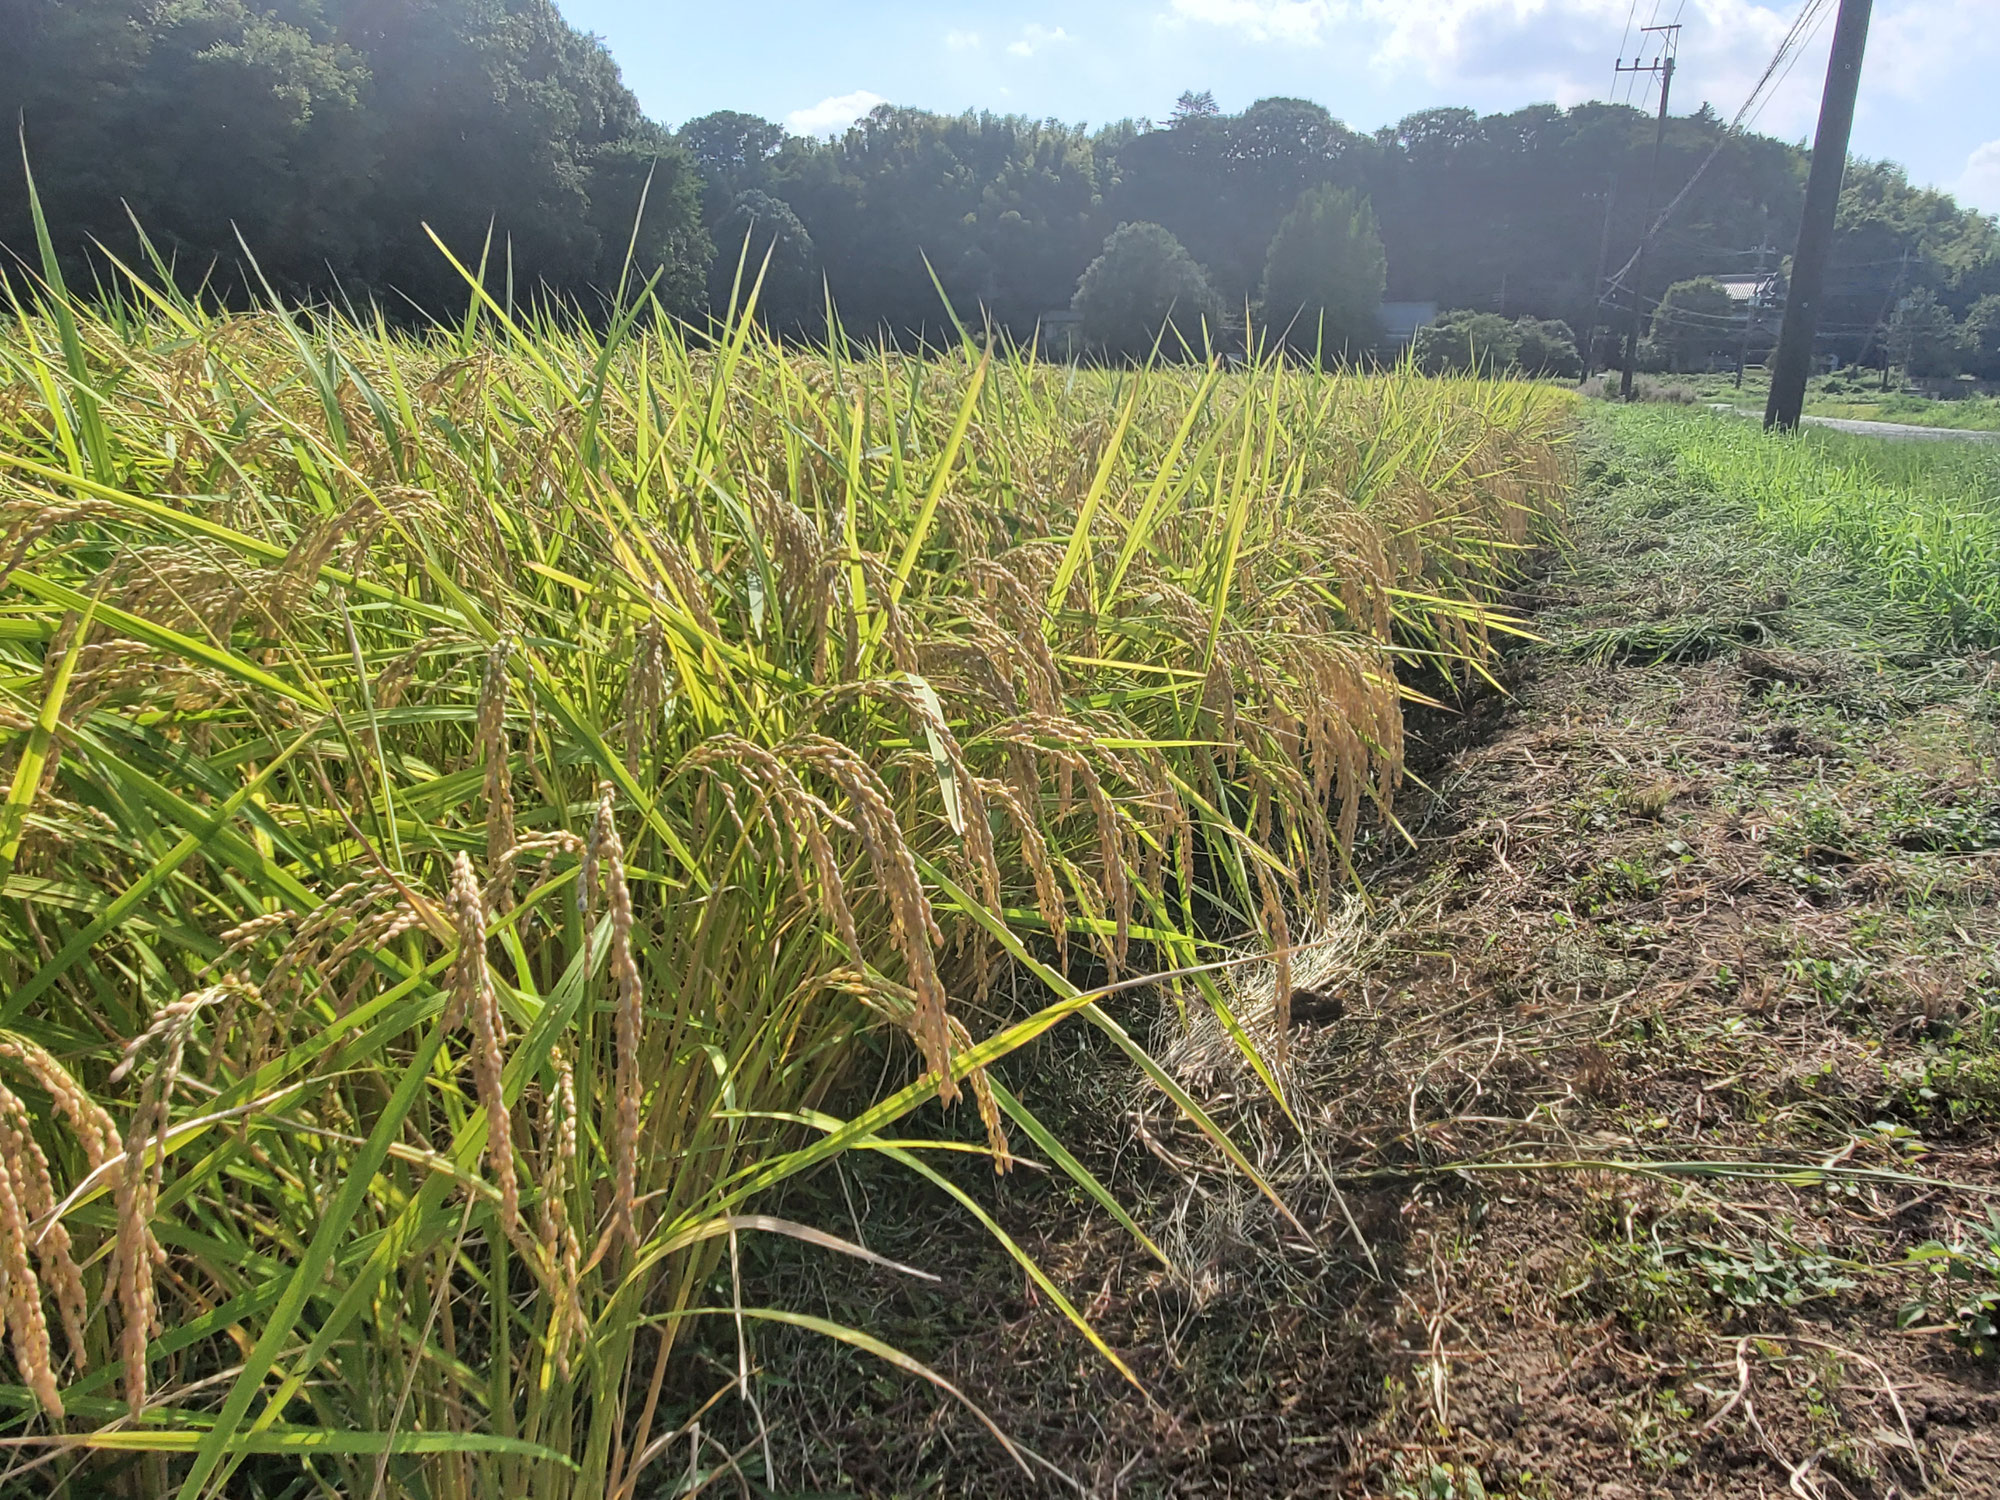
693;423;2000;1499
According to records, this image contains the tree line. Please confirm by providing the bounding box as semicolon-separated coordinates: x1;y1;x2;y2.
1;0;708;315
4;4;1997;374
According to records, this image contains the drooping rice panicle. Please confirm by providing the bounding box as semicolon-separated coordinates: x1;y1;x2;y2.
0;261;1570;1492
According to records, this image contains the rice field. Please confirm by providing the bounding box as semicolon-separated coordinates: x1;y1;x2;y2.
0;243;1572;1496
1599;405;2000;645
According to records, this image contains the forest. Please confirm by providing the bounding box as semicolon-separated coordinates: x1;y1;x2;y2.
6;0;1998;369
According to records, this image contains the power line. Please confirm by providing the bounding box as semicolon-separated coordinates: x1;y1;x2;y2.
1744;0;1838;132
1613;0;1643;98
1599;0;1837;307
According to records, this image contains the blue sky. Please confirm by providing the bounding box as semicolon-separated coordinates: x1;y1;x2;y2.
562;1;1999;215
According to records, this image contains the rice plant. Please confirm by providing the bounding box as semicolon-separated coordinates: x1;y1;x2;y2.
0;236;1571;1496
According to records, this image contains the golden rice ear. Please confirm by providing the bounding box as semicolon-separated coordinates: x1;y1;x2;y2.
272;498;374;619
0;1144;61;1417
968;559;1062;716
110;983;243;1412
447;853;516;1240
794;737;957;1105
636;526;722;641
876;677;1000;909
585;786;645;1252
539;1047;586;1379
977;776;1067;970
0;1082;88;1379
1078;759;1129;978
0;1044;128;1417
622;617;668;772
0;1037;120;1170
947;1017;1011;1174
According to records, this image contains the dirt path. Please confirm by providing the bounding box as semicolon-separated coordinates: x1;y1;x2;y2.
725;419;2000;1497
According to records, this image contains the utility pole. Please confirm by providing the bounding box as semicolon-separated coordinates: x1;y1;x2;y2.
1616;24;1680;401
1582;170;1619;380
1860;244;1911;390
1765;0;1874;431
1735;236;1771;389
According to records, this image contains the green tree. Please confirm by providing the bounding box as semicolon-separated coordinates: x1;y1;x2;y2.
1071;222;1220;360
707;190;819;334
1103;97;1372;318
1512;317;1582;378
1;0;373;294
1412;310;1520;374
1652;277;1737;372
1886;288;1962;379
331;0;706;313
1172;90;1220;123
581;133;711;313
0;0;711;313
1259;185;1387;361
764;106;1100;340
1962;295;2000;382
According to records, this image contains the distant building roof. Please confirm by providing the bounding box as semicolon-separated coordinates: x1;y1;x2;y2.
1714;273;1780;303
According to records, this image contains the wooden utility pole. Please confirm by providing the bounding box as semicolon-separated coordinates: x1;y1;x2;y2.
1582;171;1619;380
1617;24;1679;401
1765;0;1874;431
1735;236;1771;389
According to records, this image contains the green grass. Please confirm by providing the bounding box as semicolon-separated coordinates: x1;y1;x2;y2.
1592;405;2000;644
0;229;1573;1497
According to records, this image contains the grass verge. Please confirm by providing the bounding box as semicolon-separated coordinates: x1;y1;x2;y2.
1593;404;2000;645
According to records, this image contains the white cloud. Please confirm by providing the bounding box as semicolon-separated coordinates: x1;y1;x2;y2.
946;29;982;51
1958;140;2000;215
1166;0;1342;46
1007;24;1073;58
1157;1;1989;137
784;90;889;137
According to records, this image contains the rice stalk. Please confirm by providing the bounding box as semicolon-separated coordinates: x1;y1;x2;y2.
0;248;1571;1494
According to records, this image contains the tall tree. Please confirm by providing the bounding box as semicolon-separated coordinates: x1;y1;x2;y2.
707;189;819;333
1260;186;1387;360
1;0;374;294
1071;221;1220;361
1962;295;2000;381
676;110;788;219
0;0;710;313
1885;288;1961;378
1652;277;1738;371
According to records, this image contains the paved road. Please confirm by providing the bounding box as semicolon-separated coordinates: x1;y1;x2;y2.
1800;413;2000;442
1711;403;2000;442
